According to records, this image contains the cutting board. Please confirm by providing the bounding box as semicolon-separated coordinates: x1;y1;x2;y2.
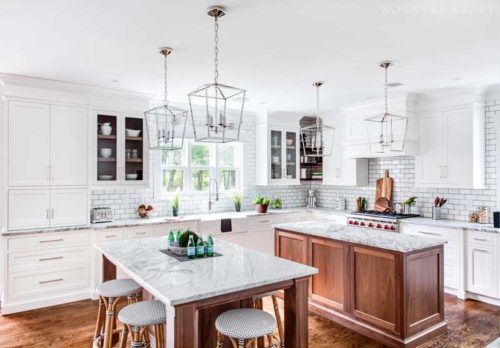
375;170;393;208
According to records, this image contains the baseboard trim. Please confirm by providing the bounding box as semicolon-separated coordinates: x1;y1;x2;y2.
465;292;500;307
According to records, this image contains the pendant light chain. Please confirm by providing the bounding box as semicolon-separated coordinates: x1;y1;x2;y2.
163;52;169;105
214;15;220;85
384;64;388;115
316;83;320;128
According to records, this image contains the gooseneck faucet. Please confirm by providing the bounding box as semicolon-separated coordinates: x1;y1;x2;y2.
208;178;219;212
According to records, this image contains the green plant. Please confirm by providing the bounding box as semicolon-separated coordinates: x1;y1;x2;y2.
178;229;199;248
403;196;417;206
272;198;282;209
252;196;271;206
233;193;242;205
171;194;180;210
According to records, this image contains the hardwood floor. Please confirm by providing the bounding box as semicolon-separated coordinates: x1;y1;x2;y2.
0;294;498;347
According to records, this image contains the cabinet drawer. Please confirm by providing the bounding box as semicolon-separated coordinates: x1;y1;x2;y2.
400;224;459;242
8;266;89;300
96;230;124;241
7;231;90;251
124;227;155;239
156;221;199;235
8;247;88;274
247;216;274;231
465;230;495;246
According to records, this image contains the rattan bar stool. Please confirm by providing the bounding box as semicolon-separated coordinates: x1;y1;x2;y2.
93;279;143;348
252;292;284;348
118;300;166;348
215;308;278;348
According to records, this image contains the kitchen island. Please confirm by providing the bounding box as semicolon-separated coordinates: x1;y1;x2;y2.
95;236;317;348
274;221;447;348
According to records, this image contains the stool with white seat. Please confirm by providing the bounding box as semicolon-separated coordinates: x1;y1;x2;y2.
118;300;166;348
215;308;278;348
252;292;284;348
93;279;143;348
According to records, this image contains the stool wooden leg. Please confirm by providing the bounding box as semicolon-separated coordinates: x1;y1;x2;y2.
93;296;106;345
216;331;224;348
238;338;245;348
103;297;119;348
140;326;151;347
154;324;165;348
267;335;276;348
131;326;143;348
271;295;284;348
119;324;129;348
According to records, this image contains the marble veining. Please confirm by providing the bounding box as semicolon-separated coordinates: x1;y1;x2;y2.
400;217;500;234
274;221;446;252
95;237;317;306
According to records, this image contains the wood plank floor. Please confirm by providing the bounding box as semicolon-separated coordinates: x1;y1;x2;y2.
0;294;499;347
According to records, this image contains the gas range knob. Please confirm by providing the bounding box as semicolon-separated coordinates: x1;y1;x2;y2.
376;224;382;229
348;220;354;225
360;221;365;226
390;226;396;231
368;223;374;227
354;221;359;225
384;225;390;230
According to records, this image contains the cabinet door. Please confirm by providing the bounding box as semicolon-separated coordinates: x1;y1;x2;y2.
417;111;443;185
8;101;50;186
50;189;88;227
8;190;50;230
275;230;307;264
50;105;88;186
284;131;298;180
270;130;283;181
466;245;496;297
443;108;473;186
309;237;345;311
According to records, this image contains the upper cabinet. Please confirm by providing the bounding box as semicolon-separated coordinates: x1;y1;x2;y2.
94;112;148;186
416;99;485;189
8;101;88;187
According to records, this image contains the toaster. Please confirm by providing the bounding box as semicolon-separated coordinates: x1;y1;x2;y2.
91;207;113;223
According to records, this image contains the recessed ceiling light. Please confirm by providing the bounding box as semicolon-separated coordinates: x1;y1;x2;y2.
387;82;403;88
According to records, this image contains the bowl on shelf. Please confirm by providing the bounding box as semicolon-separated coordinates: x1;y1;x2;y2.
98;174;114;180
286;139;294;146
126;173;138;180
126;129;142;137
100;148;112;158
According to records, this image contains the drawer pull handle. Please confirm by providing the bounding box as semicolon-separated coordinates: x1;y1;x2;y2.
473;238;487;242
418;231;440;236
39;238;64;243
260;220;270;223
39;278;63;284
39;256;64;262
474;249;488;253
105;235;117;238
136;232;146;235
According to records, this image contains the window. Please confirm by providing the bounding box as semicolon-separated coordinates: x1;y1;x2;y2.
158;140;242;197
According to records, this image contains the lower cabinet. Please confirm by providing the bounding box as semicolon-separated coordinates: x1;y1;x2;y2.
275;230;308;264
465;241;497;297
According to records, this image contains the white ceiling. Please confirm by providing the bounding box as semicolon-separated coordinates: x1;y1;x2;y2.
1;0;500;112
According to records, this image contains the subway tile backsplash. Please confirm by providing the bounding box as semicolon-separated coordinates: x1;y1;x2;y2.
91;99;499;222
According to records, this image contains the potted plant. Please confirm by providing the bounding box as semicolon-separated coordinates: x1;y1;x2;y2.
402;196;417;214
271;198;282;209
252;196;271;214
171;194;180;217
233;193;242;212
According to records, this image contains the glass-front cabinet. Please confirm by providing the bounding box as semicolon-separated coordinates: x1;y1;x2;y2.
269;127;299;184
95;112;148;186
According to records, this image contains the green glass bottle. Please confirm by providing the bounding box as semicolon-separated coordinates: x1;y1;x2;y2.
176;229;182;243
187;235;196;259
196;236;205;258
206;235;214;257
168;230;175;247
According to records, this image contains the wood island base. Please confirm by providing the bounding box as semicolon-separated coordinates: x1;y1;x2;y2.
275;228;448;348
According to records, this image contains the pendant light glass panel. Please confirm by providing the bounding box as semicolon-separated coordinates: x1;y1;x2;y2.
188;6;246;143
364;61;408;153
145;48;188;151
300;82;335;157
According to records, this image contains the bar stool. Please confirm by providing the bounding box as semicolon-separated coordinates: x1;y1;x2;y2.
215;308;278;348
93;279;143;348
253;292;284;348
118;300;166;348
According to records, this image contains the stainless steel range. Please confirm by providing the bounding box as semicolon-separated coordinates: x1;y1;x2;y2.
347;211;419;232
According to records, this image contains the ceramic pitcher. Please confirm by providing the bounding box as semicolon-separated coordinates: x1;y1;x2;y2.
98;122;112;135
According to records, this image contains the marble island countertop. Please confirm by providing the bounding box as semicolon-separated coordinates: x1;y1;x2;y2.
95;236;317;306
274;221;446;253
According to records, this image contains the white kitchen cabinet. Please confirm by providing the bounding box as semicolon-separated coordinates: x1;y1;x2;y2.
50;105;88;186
8;189;87;230
322;116;368;186
416;104;484;189
8;101;88;187
8;101;51;187
466;244;496;297
213;232;247;247
8;190;50;230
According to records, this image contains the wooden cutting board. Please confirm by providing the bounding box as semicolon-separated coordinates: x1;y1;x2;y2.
375;170;393;208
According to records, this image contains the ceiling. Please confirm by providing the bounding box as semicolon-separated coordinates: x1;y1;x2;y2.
1;0;500;113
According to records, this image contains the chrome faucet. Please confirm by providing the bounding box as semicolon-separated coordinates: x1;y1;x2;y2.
208;178;219;212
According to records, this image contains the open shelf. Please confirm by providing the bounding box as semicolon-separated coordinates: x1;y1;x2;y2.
126;136;143;142
98;157;116;162
126;158;143;163
98;135;117;140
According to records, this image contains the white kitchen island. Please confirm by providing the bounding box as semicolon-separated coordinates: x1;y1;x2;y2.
95;236;317;348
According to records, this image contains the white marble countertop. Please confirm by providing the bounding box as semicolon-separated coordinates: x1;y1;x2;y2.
95;236;317;306
274;221;446;253
400;217;500;234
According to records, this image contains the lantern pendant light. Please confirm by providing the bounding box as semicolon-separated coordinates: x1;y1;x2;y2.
188;6;246;143
300;81;335;157
364;61;408;153
144;47;188;151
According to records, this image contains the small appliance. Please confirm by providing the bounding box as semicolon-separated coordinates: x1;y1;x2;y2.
91;207;113;223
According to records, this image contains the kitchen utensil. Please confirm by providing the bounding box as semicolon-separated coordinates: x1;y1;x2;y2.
98;174;113;180
126;173;138;180
375;170;393;208
100;148;112;158
375;197;391;212
356;197;362;212
432;207;443;220
434;197;447;207
98;123;112;135
126;129;142;137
